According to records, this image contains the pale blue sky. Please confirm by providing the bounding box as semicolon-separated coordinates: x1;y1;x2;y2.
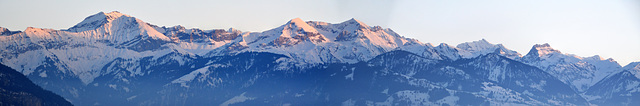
0;0;638;65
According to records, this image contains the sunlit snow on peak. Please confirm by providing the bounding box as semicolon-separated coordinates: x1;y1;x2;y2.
455;39;521;59
344;18;369;27
528;43;561;57
104;11;128;21
285;18;318;33
624;62;640;79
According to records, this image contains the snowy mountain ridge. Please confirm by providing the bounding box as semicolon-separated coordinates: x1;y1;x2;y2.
0;11;626;84
201;17;426;65
624;62;640;79
66;11;128;32
0;11;637;105
520;43;622;92
583;62;640;105
455;39;521;59
0;11;183;84
66;11;170;44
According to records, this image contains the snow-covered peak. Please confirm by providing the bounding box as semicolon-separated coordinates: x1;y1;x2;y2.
202;18;423;65
436;43;456;49
435;43;461;60
456;39;492;50
0;27;20;36
584;55;615;62
170;25;187;30
24;27;57;35
227;28;241;34
104;11;127;19
25;27;45;32
344;18;369;28
66;11;130;32
456;39;521;59
284;18;318;33
526;43;561;57
425;43;435;47
249;18;327;44
19;27;56;39
160;25;187;33
456;39;496;57
520;43;623;92
494;44;522;59
47;11;173;49
0;27;9;33
255;18;327;44
289;17;304;23
623;62;640;79
335;18;370;32
89;11;128;22
624;62;640;70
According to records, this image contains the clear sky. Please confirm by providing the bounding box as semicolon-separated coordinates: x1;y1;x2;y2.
0;0;638;66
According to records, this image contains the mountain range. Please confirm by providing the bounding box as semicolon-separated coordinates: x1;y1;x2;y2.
0;11;638;106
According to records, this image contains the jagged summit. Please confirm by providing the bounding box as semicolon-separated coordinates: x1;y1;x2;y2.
23;27;56;35
227;27;241;33
283;18;318;33
456;39;492;50
624;62;640;79
69;11;169;42
526;43;561;57
437;43;451;47
102;11;128;20
334;18;370;32
0;27;9;33
585;55;610;61
435;43;462;60
456;39;521;59
0;11;636;106
261;18;327;44
289;18;305;23
66;11;133;32
520;43;624;93
624;62;640;70
583;55;617;62
0;27;21;36
343;18;369;27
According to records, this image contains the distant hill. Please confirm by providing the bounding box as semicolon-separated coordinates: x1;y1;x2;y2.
0;63;72;106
